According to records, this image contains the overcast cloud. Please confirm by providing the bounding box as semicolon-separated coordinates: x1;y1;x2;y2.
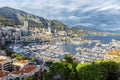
0;0;120;30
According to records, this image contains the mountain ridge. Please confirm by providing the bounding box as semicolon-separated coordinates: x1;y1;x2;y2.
0;6;118;33
0;7;68;30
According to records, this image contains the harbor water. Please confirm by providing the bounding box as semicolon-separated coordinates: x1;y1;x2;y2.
63;36;120;55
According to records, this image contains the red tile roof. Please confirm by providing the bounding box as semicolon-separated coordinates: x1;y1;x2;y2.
0;72;9;78
21;66;36;73
12;66;37;75
12;71;21;75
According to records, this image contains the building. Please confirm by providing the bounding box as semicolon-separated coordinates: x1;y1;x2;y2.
0;65;41;80
0;72;10;80
45;27;52;36
54;30;57;36
22;21;29;36
0;56;12;71
12;60;30;71
1;37;5;45
48;26;51;33
11;65;40;80
106;50;120;60
57;31;67;36
0;55;42;80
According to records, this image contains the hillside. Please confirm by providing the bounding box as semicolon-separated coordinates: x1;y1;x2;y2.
0;7;68;30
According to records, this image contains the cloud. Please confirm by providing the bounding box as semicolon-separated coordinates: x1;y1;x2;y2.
0;0;120;31
97;5;120;12
0;0;120;15
103;27;120;31
68;16;80;20
77;23;94;27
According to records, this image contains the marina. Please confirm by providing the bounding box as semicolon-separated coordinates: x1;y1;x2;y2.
8;36;120;63
8;42;69;62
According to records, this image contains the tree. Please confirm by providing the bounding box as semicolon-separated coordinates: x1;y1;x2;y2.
50;62;65;79
97;61;120;73
44;72;53;80
24;76;33;80
24;76;40;80
69;71;77;80
49;62;76;80
44;60;120;80
11;53;25;60
76;61;120;80
77;63;106;80
45;61;53;67
30;57;36;61
11;53;18;57
96;61;120;80
64;54;74;63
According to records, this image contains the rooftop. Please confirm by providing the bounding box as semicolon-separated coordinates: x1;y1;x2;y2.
12;66;37;75
0;59;5;63
0;58;11;64
0;72;9;78
107;50;120;56
0;56;8;59
13;60;29;67
17;60;28;64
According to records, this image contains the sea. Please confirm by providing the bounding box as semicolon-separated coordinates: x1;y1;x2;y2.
63;36;120;55
85;36;120;44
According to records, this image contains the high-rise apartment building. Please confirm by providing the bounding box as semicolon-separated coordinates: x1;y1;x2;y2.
22;21;29;36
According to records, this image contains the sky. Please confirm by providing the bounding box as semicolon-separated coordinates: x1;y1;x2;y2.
0;0;120;30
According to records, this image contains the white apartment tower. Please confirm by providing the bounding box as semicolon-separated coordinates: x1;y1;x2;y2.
48;26;51;33
24;20;28;27
22;20;29;36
